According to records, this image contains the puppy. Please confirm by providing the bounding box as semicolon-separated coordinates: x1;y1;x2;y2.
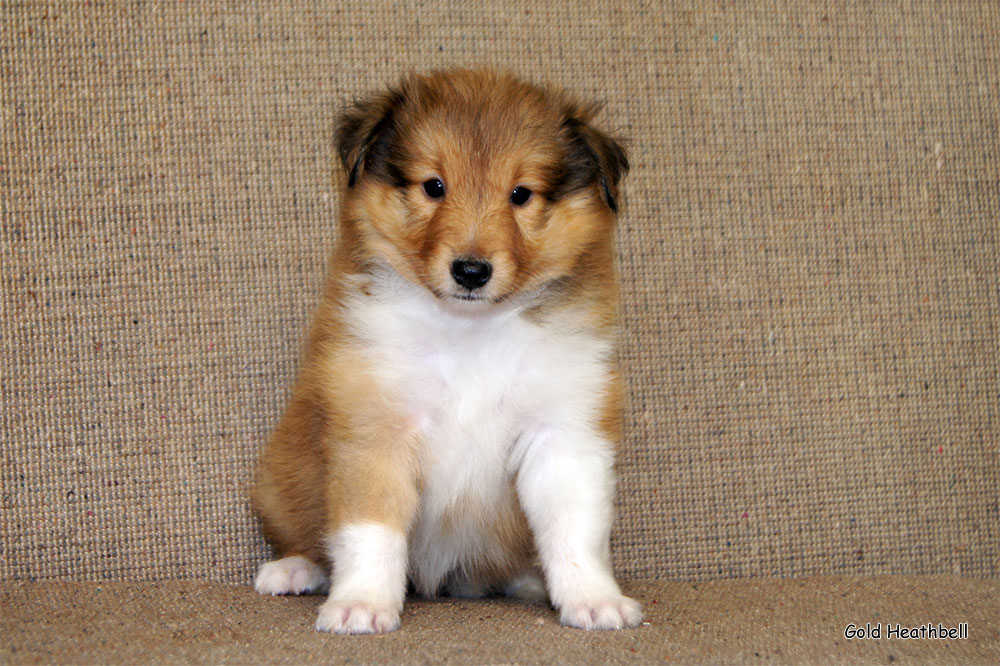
252;68;640;634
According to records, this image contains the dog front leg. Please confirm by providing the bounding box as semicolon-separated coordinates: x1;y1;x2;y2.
315;411;421;634
514;425;642;630
316;521;410;634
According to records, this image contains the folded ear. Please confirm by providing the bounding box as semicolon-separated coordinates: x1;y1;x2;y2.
559;108;630;213
335;89;405;188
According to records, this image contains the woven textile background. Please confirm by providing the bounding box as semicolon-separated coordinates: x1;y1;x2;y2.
2;1;997;584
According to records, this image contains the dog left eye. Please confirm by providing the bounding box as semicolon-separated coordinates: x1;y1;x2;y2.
423;178;446;199
510;186;532;206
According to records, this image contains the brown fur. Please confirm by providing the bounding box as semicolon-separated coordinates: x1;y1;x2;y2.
252;68;628;594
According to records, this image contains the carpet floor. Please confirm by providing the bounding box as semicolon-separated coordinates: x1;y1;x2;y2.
2;576;997;664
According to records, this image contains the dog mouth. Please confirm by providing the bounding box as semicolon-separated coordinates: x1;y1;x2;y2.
428;286;499;305
452;293;487;302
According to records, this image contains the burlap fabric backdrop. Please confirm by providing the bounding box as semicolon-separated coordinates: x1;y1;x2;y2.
2;1;997;585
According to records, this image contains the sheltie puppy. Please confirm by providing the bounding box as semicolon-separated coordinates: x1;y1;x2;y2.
252;68;640;634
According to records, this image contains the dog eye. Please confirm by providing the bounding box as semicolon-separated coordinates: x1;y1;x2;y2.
510;186;532;206
423;178;446;199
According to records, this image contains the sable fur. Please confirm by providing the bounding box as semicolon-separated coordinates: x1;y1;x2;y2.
252;68;638;633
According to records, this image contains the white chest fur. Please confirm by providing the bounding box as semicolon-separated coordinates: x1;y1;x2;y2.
341;273;614;593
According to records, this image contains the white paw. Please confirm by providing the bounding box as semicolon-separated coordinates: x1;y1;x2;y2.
503;570;549;603
254;556;329;596
560;595;643;630
315;599;401;634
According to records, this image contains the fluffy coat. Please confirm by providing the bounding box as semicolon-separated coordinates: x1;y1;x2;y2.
252;68;640;633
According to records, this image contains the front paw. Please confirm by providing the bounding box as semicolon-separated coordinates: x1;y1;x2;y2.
315;599;401;634
560;595;643;630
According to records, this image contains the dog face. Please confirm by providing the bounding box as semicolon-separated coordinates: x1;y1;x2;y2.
335;69;628;305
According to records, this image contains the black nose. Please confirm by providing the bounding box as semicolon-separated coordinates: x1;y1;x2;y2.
450;258;492;290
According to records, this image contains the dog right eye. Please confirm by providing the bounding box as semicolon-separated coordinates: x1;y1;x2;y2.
422;178;446;199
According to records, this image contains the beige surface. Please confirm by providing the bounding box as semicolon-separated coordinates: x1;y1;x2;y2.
2;0;998;587
2;578;998;665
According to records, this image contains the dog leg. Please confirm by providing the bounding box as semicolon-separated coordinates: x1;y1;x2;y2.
315;522;410;634
514;425;642;630
314;398;421;635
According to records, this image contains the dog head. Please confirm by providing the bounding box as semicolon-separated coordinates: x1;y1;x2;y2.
336;69;628;305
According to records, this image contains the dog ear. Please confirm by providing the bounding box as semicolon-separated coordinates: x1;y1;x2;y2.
336;89;405;188
559;108;629;213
